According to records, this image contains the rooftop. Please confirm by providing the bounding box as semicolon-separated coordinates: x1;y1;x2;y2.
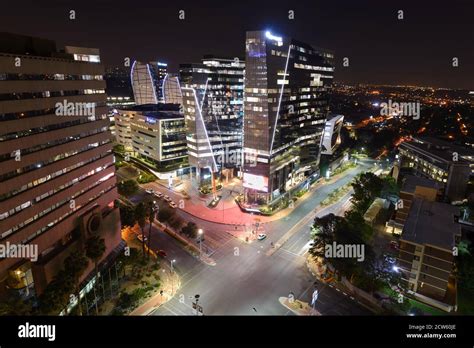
118;103;183;119
0;32;99;61
400;137;473;164
363;198;386;222
401;198;461;249
400;174;442;194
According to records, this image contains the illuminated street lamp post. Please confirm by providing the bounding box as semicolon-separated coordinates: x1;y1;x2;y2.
198;229;203;260
170;259;176;294
147;201;158;260
170;259;176;273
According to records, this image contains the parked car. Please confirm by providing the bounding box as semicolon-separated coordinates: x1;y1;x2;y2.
169;201;178;209
257;233;267;241
163;195;171;202
157;250;167;258
154;192;163;199
137;234;148;243
145;188;154;194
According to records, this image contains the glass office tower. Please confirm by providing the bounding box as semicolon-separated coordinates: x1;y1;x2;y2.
180;56;244;185
243;30;334;206
162;73;183;105
131;61;167;104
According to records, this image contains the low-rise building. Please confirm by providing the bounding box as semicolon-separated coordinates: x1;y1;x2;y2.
397;198;460;308
398;137;472;202
113;104;187;170
386;175;443;235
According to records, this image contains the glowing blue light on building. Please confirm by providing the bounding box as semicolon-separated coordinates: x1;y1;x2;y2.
265;31;282;42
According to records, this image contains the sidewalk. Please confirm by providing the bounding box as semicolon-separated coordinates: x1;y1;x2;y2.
279;296;321;316
306;256;381;313
102;228;183;316
161;166;363;226
130;265;180;316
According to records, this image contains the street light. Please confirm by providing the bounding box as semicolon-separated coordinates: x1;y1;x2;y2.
198;229;203;260
170;259;176;273
194;294;200;316
170;259;176;294
147;201;159;260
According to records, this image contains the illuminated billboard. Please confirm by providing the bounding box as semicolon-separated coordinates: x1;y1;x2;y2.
243;173;268;192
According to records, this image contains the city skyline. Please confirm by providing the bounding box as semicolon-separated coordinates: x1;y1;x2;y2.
1;0;473;89
0;3;473;345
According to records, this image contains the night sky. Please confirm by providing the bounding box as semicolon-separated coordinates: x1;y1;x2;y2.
1;0;473;89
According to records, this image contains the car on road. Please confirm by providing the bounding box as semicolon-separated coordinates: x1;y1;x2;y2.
145;188;154;194
257;233;267;241
163;195;171;202
169;201;178;209
154;192;163;199
136;234;148;243
157;250;167;258
389;241;399;250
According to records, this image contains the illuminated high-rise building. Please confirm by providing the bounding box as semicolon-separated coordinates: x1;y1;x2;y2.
243;30;334;206
180;56;244;184
321;114;344;155
162;73;183;105
131;61;167;104
0;33;122;309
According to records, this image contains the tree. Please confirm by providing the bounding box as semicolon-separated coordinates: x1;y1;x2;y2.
113;144;125;153
85;236;106;315
146;202;156;260
0;291;33;315
134;202;148;259
158;207;174;225
64;251;89;316
351;172;384;213
181;222;198;239
342;210;374;243
308;213;338;260
169;215;183;230
119;204;136;227
38;270;75;315
117;180;139;197
457;240;474;291
137;171;156;184
381;176;399;197
117;247;140;278
308;212;379;291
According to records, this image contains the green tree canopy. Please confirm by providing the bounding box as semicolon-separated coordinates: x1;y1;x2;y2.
118;180;139;197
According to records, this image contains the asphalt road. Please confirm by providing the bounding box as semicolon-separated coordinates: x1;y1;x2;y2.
147;162;375;316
